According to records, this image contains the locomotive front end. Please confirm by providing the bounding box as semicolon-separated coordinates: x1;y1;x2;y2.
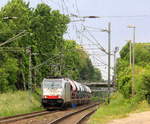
42;78;64;108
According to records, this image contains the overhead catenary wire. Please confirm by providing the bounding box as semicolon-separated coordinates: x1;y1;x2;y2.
94;56;114;70
91;58;114;78
31;55;60;70
74;0;80;15
92;56;108;67
77;24;107;54
46;0;59;6
37;0;106;78
64;2;109;80
70;14;150;18
0;30;27;47
81;25;102;31
86;29;108;54
81;30;108;55
0;47;25;52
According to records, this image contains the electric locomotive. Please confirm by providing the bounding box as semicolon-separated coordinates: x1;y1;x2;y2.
41;78;91;109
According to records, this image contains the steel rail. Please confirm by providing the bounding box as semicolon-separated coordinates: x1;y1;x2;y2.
0;110;58;124
76;109;97;124
48;103;99;124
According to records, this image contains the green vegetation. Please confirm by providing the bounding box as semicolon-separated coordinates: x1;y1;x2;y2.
117;43;150;100
91;91;108;102
88;93;150;124
88;43;150;124
0;0;102;117
0;90;43;116
0;0;102;93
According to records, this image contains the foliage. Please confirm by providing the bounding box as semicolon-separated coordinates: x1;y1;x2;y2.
0;90;43;116
0;0;102;92
141;66;150;100
88;92;150;124
120;42;150;66
62;40;102;82
116;42;150;100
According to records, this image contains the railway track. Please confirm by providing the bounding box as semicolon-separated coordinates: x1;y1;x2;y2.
76;109;96;124
49;103;99;124
0;103;99;124
0;110;57;124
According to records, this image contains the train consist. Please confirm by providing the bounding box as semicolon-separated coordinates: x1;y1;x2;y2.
41;78;91;109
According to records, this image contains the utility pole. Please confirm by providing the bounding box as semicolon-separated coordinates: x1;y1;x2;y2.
71;14;113;102
28;47;32;92
101;22;111;103
128;25;136;96
132;26;136;96
108;22;111;103
25;46;33;103
113;47;119;88
129;40;132;68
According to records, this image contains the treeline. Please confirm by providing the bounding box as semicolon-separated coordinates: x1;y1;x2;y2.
0;0;102;93
116;42;150;101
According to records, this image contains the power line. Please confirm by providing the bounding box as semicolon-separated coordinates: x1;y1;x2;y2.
93;55;114;70
70;14;150;18
82;25;101;31
62;0;70;15
86;29;107;53
31;55;60;70
0;47;25;52
74;0;80;15
81;29;108;55
0;30;27;47
46;0;59;6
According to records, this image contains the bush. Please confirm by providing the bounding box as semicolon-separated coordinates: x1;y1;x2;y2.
0;90;43;116
88;92;150;124
116;43;150;102
141;68;150;102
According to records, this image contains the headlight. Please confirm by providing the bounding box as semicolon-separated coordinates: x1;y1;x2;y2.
42;95;47;98
57;95;62;98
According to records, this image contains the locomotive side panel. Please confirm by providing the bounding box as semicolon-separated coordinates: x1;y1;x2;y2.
63;81;71;103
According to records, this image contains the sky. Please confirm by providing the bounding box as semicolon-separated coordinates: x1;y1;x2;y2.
0;0;150;80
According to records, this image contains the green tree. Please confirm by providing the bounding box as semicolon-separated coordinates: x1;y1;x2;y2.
117;42;150;100
0;0;102;93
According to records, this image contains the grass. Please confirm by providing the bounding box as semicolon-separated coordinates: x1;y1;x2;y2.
88;92;150;124
0;90;43;117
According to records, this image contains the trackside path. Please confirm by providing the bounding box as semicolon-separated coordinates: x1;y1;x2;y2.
108;111;150;124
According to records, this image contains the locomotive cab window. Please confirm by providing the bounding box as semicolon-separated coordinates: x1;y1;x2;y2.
43;79;62;89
